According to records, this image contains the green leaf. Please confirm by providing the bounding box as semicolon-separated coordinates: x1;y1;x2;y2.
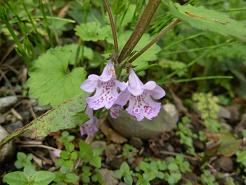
79;140;102;168
218;133;241;157
120;4;136;28
3;172;28;185
64;173;79;183
75;21;111;41
32;171;55;185
237;150;246;167
27;44;88;106
24;94;89;138
167;2;246;41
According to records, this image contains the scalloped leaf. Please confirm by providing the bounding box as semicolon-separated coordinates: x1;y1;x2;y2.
27;44;89;106
168;2;246;41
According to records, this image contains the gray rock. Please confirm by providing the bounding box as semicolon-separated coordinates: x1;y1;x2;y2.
0;114;5;124
33;105;51;113
218;106;231;120
0;96;17;113
4;121;23;133
108;107;177;139
163;103;179;123
235;114;246;134
0;126;14;162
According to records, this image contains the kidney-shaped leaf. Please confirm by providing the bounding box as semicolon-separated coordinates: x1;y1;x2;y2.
27;44;89;106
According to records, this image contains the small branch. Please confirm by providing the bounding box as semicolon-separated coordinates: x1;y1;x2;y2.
171;75;233;83
118;0;161;63
104;0;119;57
128;18;180;63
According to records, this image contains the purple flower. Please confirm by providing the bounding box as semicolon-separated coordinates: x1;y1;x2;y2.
80;61;126;110
80;107;99;136
115;69;165;121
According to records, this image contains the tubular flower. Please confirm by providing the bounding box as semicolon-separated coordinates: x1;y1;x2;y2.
80;61;126;110
116;69;165;121
80;107;99;136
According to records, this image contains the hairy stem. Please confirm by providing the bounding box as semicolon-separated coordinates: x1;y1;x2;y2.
118;0;161;63
128;18;180;63
104;0;119;58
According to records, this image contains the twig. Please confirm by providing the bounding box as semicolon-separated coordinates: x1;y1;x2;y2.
118;0;161;63
171;75;233;83
104;0;118;57
128;18;180;63
19;144;58;151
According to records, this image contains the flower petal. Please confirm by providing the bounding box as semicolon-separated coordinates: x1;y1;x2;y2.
87;80;118;110
151;85;166;99
99;60;116;82
116;81;127;91
80;107;99;136
80;74;99;93
115;90;130;106
144;81;157;90
126;92;161;121
80;118;98;136
127;69;144;96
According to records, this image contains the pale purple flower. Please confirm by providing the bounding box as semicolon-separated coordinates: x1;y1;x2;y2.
52;149;62;158
80;107;99;136
80;61;126;110
114;69;165;121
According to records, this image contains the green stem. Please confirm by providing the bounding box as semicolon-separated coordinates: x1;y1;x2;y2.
104;0;119;58
118;0;161;63
170;76;233;84
128;18;180;64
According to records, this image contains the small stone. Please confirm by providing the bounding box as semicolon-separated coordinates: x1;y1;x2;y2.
218;106;231;120
4;121;23;133
0;96;17;113
227;105;239;122
167;144;174;152
21;111;31;122
163;103;179;123
0;126;14;162
0;114;5;124
216;156;233;172
33;105;51;113
91;141;107;149
99;169;118;185
235;114;246;134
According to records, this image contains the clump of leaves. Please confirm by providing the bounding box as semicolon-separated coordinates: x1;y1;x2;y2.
176;116;197;155
121;144;138;158
3;153;55;185
192;92;221;132
236;149;246;174
114;154;191;185
115;162;134;185
200;170;219;185
54;132;103;185
54;132;80;184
